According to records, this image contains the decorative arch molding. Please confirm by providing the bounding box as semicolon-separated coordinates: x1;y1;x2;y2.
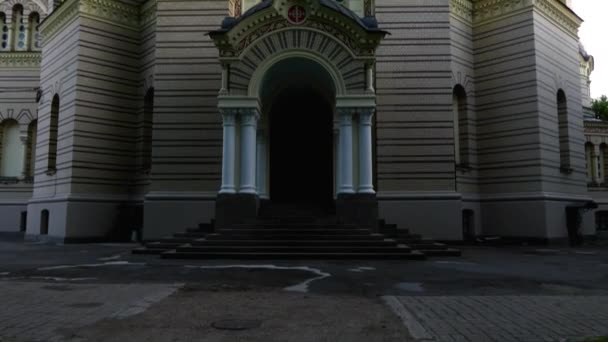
451;70;474;96
0;108;36;125
0;0;49;19
242;34;354;96
210;0;386;97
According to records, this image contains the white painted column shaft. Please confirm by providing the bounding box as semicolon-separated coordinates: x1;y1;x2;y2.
239;109;258;194
219;110;237;194
358;109;375;194
334;121;340;198
338;109;354;194
256;128;268;198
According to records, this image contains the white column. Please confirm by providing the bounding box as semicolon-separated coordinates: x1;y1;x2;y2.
256;128;268;198
333;120;341;198
239;108;259;194
358;109;375;194
338;108;354;194
219;109;237;194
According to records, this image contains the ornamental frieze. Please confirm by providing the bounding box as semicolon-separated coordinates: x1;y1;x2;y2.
472;0;581;36
0;52;41;68
228;17;366;58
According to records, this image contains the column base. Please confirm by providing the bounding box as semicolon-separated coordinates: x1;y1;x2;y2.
215;193;259;228
336;193;379;230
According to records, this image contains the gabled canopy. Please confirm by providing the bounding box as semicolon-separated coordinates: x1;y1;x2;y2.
209;0;387;59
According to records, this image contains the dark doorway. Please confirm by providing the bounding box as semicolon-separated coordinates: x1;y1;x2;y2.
40;209;49;235
269;87;334;209
462;209;475;241
20;211;27;232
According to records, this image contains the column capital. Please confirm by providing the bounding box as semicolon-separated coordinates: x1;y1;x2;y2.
358;108;375;125
336;107;357;117
238;107;260;121
219;108;238;125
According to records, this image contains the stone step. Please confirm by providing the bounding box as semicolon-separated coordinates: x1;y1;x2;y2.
191;239;397;247
232;223;358;229
144;242;183;249
408;242;449;250
204;233;386;241
161;250;426;260
419;248;462;257
132;247;170;255
160;237;201;243
216;228;373;235
174;245;412;253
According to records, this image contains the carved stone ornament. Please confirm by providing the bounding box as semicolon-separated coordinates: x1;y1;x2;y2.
209;0;386;59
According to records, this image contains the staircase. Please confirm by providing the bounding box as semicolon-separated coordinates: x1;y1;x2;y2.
133;205;460;259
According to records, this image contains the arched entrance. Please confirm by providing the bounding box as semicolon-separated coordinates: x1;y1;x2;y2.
260;57;336;210
269;87;334;208
210;0;387;227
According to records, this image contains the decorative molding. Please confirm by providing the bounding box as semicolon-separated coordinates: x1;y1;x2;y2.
39;0;79;42
40;0;155;41
212;0;384;59
450;0;473;23
140;0;156;27
473;0;529;23
533;0;581;36
584;120;608;135
78;0;140;30
0;52;41;67
472;0;582;36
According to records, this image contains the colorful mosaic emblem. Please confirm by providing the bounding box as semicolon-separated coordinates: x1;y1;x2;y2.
287;5;307;25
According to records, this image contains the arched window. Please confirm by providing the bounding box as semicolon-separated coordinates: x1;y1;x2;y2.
12;5;26;51
0;119;24;178
28;12;41;51
143;88;154;171
47;94;59;172
0;12;8;50
557;89;571;172
27;120;37;177
453;85;469;167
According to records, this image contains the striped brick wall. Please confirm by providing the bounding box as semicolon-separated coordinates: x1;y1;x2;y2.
375;0;455;194
150;0;226;194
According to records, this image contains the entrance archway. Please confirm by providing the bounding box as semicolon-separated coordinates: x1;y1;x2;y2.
269;87;334;208
260;57;336;210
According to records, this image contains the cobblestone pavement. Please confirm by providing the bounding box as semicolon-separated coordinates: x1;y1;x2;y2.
0;281;182;342
1;241;608;341
384;295;608;342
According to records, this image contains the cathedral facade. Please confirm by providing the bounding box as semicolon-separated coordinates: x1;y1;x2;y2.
0;0;600;243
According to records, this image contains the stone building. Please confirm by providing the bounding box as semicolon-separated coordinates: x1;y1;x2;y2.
0;0;600;243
